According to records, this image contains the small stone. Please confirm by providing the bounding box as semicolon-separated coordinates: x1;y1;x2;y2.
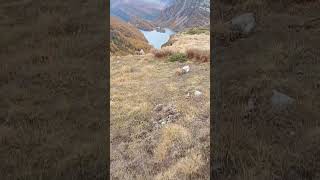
154;104;164;112
161;121;166;125
271;90;295;107
194;90;202;97
182;65;190;73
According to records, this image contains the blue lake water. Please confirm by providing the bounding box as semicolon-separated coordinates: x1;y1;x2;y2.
140;28;175;49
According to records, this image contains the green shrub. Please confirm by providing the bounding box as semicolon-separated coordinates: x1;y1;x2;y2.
168;53;187;62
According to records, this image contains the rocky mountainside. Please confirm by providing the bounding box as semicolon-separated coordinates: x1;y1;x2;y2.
110;0;164;22
156;0;210;31
129;16;156;31
110;16;151;55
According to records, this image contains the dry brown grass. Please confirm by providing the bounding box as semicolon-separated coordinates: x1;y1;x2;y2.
154;124;192;161
110;54;210;179
151;49;174;59
186;49;210;63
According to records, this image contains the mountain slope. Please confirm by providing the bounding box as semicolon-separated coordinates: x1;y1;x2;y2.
129;16;156;31
110;16;151;55
111;0;163;22
156;0;210;31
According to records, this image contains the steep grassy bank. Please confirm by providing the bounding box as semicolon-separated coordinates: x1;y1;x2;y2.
111;16;151;56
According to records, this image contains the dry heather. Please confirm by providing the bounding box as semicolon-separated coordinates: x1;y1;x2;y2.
213;1;320;179
110;54;210;179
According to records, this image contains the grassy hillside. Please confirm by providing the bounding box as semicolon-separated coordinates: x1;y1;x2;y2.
111;32;210;179
110;16;151;55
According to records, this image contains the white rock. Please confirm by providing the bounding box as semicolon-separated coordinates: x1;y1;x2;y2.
182;65;190;73
194;90;202;97
140;49;145;55
161;121;166;125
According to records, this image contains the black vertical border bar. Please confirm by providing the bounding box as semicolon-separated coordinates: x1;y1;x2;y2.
210;0;214;178
106;0;110;179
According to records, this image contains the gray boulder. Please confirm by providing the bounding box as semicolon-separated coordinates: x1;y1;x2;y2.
271;90;295;108
231;13;256;34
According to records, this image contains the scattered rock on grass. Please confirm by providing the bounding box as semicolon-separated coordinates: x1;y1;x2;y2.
231;13;256;34
182;65;190;73
175;65;190;76
154;104;164;112
194;90;202;97
152;104;180;129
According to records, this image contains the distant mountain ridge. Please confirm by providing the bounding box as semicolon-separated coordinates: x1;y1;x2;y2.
156;0;210;31
110;0;165;22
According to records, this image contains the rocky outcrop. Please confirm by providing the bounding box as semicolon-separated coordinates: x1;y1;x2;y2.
156;0;210;31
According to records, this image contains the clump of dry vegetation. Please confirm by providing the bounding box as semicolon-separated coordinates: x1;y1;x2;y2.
186;49;210;62
151;49;174;58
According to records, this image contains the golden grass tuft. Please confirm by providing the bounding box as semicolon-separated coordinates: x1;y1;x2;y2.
154;124;192;162
155;151;204;180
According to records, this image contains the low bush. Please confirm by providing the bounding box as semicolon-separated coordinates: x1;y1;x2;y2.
168;53;187;62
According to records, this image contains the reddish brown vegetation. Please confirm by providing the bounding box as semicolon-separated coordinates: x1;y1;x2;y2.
151;49;174;58
186;49;210;62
